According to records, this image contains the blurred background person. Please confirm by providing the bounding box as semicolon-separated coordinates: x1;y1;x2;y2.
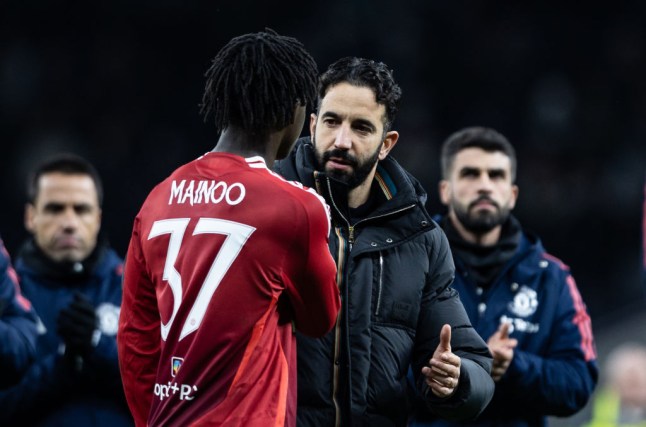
409;126;598;426
0;236;38;388
586;342;646;426
0;153;132;426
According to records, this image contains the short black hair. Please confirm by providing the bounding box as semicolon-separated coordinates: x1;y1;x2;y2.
27;153;104;206
200;29;318;137
318;57;402;132
440;126;517;182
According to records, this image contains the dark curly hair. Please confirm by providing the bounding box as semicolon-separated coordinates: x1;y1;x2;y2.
200;29;318;136
318;57;402;132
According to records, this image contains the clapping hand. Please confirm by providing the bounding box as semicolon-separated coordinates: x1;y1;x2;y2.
57;292;97;359
487;321;517;382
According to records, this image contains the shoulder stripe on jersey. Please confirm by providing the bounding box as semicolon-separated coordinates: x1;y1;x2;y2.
542;253;569;271
245;156;267;169
566;275;596;361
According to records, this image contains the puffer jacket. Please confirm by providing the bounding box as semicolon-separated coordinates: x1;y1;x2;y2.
410;216;598;427
274;138;494;426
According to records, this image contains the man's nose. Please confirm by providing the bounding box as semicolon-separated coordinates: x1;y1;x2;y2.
59;207;80;229
333;124;352;150
477;174;495;192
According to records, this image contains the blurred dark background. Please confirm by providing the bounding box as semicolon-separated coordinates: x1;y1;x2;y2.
1;0;645;376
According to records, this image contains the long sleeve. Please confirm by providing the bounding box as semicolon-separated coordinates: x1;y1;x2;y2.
118;218;161;427
0;239;38;388
498;271;598;416
412;228;494;421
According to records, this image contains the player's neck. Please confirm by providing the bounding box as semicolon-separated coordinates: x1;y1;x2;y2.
213;128;276;165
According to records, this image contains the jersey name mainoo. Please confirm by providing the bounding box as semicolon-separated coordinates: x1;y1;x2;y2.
168;179;246;206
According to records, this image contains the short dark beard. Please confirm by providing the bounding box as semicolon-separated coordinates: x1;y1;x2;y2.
452;196;511;234
313;135;381;189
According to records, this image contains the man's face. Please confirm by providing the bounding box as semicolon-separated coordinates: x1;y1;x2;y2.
440;147;518;234
310;82;397;188
25;172;101;263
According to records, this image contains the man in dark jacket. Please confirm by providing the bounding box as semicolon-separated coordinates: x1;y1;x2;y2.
0;153;133;426
408;127;598;426
274;57;494;427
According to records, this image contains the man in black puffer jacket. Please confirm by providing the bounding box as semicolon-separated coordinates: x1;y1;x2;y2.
274;57;494;427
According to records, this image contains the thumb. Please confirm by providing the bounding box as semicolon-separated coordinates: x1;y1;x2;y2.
440;324;452;352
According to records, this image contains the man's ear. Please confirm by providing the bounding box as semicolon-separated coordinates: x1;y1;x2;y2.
24;203;35;233
309;113;317;142
439;180;451;206
509;184;519;210
379;131;399;160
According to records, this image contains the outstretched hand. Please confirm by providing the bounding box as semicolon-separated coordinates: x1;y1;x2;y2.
487;321;517;381
421;324;461;398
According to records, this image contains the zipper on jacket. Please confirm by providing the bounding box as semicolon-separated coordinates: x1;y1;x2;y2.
332;226;348;427
375;252;384;316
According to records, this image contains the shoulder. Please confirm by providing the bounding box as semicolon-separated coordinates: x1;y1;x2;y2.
98;247;124;279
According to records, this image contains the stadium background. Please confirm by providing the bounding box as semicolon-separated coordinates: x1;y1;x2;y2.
1;2;644;424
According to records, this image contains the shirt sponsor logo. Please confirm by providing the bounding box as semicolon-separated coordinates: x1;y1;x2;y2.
154;381;198;402
169;180;246;206
153;357;198;402
171;357;183;377
501;314;540;334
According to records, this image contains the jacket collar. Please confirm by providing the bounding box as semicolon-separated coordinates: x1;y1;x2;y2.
17;237;109;284
277;137;424;223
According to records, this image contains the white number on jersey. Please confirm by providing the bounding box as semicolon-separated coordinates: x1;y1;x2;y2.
148;218;256;341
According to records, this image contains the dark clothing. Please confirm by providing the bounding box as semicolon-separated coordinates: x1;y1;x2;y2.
0;239;134;426
410;215;598;427
274;138;494;427
0;237;38;388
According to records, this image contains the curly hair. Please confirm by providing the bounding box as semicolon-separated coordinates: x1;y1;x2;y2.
318;57;402;132
200;29;318;137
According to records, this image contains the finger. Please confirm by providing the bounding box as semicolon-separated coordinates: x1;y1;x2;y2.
428;377;455;398
429;360;460;379
439;324;452;352
499;321;510;339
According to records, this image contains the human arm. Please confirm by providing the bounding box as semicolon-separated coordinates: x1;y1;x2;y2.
495;270;598;416
0;240;38;388
117;219;161;427
283;193;340;337
412;228;494;421
0;350;81;422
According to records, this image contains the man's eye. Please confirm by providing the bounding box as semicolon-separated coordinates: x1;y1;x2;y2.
44;205;64;214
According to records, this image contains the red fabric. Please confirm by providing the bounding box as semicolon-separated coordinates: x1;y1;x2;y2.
118;153;339;427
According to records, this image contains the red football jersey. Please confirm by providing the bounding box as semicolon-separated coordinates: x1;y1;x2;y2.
118;153;340;427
